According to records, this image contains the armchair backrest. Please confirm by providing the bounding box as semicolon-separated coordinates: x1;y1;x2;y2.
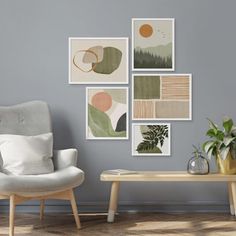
0;101;52;135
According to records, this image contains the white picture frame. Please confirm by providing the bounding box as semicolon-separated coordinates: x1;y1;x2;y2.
132;73;192;120
132;18;175;71
132;123;171;156
69;37;129;84
86;87;129;140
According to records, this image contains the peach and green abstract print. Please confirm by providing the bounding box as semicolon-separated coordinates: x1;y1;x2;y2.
86;87;128;139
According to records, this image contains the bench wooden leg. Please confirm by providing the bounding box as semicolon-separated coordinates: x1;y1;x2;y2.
107;181;120;223
228;182;235;215
231;182;236;216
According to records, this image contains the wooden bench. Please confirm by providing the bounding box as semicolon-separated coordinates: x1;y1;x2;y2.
100;171;236;222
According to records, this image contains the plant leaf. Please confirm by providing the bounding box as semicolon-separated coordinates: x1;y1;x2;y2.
207;118;218;132
231;126;236;136
206;146;215;159
223;137;236;146
219;146;230;160
206;129;217;137
202;141;215;153
218;141;225;150
230;145;236;160
140;125;168;149
223;117;233;134
216;130;224;141
88;104;126;137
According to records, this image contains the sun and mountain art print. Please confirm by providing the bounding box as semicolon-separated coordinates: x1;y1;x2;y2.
132;123;171;156
69;38;128;84
86;87;128;139
132;74;192;120
132;18;175;71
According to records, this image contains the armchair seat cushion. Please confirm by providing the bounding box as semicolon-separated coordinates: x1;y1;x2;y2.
0;166;84;196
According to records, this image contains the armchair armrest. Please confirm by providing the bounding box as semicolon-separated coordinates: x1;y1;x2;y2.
53;149;78;170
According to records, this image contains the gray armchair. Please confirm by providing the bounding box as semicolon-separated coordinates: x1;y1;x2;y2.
0;101;84;236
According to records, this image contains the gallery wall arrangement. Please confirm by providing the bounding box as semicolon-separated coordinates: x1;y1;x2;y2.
69;17;192;157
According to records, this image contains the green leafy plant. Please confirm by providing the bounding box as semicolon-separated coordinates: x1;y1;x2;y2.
88;104;126;137
202;117;236;160
136;125;168;153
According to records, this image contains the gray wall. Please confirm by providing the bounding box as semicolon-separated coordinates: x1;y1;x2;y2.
0;0;236;212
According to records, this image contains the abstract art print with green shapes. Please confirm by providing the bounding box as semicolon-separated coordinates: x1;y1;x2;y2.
69;38;128;84
132;123;171;156
132;74;192;120
86;87;128;139
132;18;175;71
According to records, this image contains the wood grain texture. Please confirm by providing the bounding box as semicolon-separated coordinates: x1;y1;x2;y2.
100;171;236;182
161;76;190;100
133;100;154;118
9;195;15;236
108;181;120;222
0;189;81;236
0;213;236;236
155;101;189;118
228;182;235;215
40;200;45;221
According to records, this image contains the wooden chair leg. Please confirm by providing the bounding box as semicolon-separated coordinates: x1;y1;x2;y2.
9;195;16;236
40;199;45;220
69;189;81;229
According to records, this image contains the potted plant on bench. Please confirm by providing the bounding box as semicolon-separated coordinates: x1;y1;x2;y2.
203;117;236;174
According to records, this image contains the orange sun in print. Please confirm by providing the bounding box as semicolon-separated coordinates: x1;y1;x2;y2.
139;24;153;38
91;92;112;112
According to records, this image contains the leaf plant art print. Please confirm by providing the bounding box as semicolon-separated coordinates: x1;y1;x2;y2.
86;87;128;139
132;123;171;156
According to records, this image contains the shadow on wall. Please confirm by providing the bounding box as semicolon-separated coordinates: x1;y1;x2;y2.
51;108;78;151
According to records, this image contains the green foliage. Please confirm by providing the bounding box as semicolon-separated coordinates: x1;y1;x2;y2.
138;146;162;154
223;117;233;134
136;125;168;153
202;117;236;160
88;104;126;137
134;50;172;69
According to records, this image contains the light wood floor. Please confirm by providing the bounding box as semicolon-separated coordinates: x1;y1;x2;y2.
0;212;236;236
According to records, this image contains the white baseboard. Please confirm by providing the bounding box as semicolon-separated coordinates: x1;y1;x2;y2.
0;201;230;213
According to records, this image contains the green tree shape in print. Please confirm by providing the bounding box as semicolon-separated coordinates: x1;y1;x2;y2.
88;104;126;137
137;125;168;153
